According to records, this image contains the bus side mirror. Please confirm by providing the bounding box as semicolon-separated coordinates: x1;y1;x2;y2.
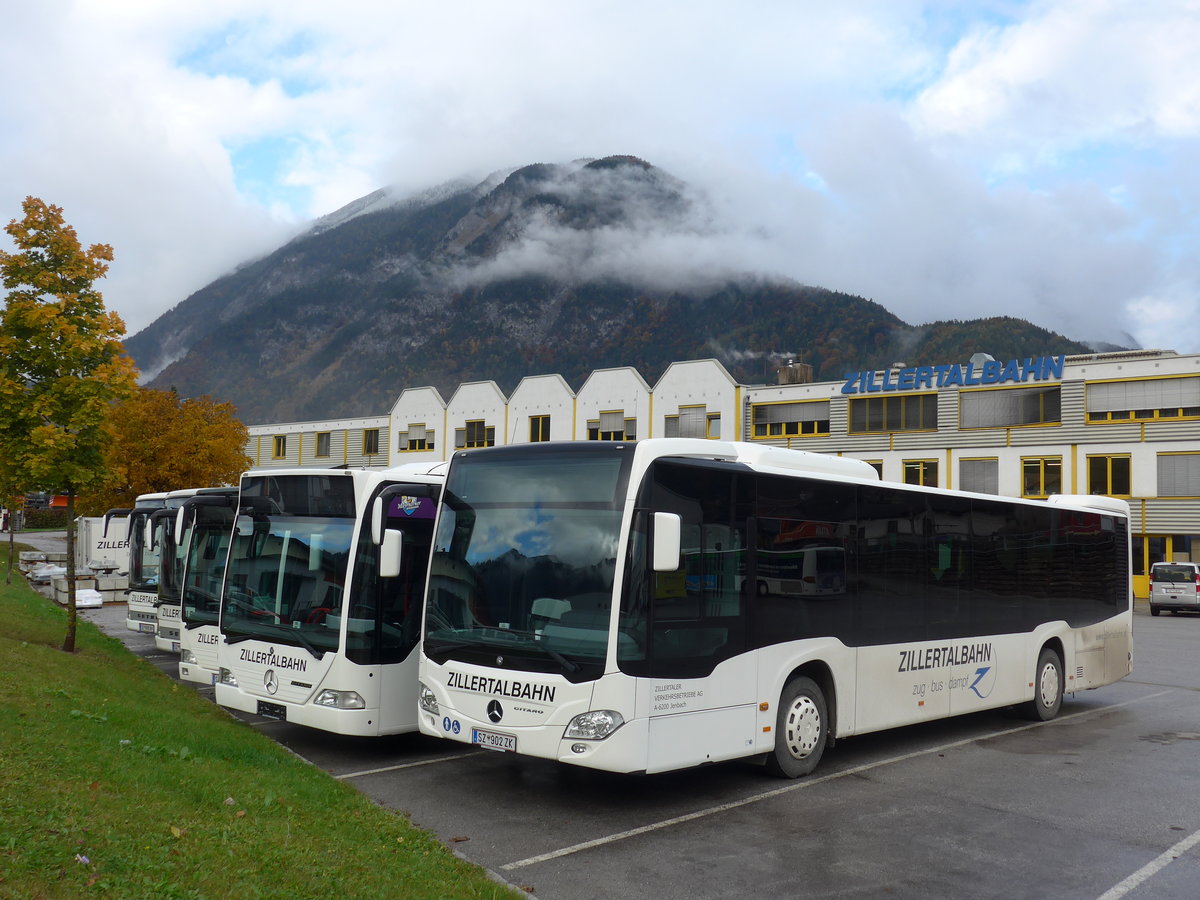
652;512;682;572
380;529;403;578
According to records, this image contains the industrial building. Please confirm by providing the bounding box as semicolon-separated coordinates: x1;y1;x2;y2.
246;348;1200;597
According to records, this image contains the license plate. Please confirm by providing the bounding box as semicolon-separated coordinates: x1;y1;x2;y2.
139;622;155;634
257;700;287;721
471;727;516;752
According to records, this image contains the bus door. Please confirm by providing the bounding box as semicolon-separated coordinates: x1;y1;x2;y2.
638;462;757;773
355;484;440;734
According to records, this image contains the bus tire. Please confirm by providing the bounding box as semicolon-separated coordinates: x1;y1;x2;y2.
765;676;827;778
1021;647;1063;721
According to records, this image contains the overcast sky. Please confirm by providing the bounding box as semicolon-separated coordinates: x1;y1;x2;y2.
2;0;1198;355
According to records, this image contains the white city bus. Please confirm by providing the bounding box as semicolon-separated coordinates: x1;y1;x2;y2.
152;488;204;652
417;440;1132;777
176;488;239;685
214;464;443;735
106;492;168;634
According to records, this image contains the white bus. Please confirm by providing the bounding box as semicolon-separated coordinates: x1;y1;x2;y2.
214;464;443;735
176;488;239;685
106;492;168;634
152;488;206;653
417;440;1132;777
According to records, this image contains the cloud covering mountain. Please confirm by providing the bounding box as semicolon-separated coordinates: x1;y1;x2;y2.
126;156;1099;424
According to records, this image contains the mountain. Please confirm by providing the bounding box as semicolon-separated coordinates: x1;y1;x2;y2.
125;156;1099;424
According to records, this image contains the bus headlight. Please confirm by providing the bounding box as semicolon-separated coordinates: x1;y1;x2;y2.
180;649;197;664
314;689;365;709
418;683;439;716
218;667;238;687
564;710;625;741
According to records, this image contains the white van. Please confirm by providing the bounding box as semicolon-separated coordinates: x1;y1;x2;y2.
1148;561;1200;616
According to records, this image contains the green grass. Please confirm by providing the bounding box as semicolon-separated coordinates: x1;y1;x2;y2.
0;544;521;899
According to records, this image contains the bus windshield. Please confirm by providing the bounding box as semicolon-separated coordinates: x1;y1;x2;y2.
129;509;160;591
220;474;355;655
153;511;185;604
424;444;633;680
182;506;235;628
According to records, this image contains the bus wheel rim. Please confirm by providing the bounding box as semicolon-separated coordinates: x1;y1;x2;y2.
784;696;821;759
1039;663;1060;707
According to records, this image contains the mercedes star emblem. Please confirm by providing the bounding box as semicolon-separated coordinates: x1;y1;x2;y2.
264;669;279;695
487;699;503;723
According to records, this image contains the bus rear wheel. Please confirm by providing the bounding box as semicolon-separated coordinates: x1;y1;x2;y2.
765;676;828;778
1021;647;1063;721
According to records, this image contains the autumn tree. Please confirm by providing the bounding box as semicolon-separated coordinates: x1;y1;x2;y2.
78;386;251;514
1;461;22;586
0;196;138;651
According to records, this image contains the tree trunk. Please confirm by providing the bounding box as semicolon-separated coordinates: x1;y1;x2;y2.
62;490;77;653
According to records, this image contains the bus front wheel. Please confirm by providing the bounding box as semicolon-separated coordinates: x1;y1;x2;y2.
1021;647;1064;721
765;676;828;778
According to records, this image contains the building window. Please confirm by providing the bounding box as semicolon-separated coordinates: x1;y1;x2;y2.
529;415;551;442
849;394;937;434
315;432;331;458
707;414;721;439
751;400;830;438
902;459;938;487
959;458;999;494
363;429;380;455
1022;456;1062;498
1088;454;1131;497
960;386;1061;428
1086;376;1200;422
456;420;495;449
1159;453;1200;497
663;405;714;439
863;460;884;478
398;424;432;452
588;411;635;441
272;435;287;459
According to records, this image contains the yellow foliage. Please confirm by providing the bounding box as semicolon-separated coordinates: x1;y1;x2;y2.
78;387;252;514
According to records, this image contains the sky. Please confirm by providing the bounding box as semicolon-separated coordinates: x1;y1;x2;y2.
2;0;1198;354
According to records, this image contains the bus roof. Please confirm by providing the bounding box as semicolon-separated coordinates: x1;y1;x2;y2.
632;439;881;483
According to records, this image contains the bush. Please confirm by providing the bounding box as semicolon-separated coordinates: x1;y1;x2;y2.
21;508;70;530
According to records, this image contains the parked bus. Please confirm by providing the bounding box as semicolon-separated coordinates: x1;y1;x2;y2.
417;440;1132;777
172;488;239;683
106;492;168;634
151;489;205;652
214;464;443;735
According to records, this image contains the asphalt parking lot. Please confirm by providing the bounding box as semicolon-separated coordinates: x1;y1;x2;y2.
16;523;1190;899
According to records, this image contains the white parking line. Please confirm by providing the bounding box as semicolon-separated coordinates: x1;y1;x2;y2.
335;751;479;780
1096;827;1200;900
501;690;1173;871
